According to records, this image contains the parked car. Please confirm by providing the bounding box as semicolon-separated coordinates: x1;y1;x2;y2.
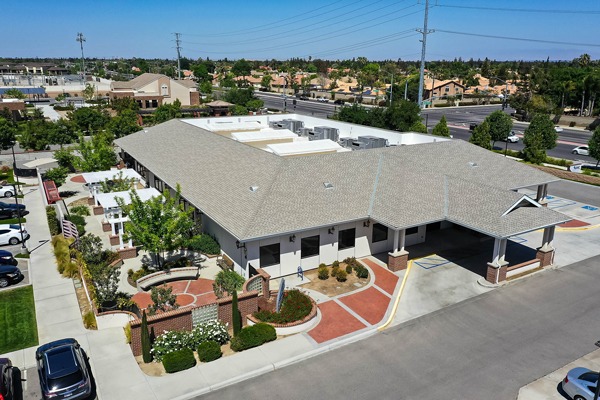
36;339;92;400
0;250;18;266
504;131;520;143
554;125;564;132
333;99;344;105
469;123;478;131
0;225;29;246
0;264;23;288
0;357;20;399
572;145;590;156
0;202;27;220
317;97;329;103
0;185;16;198
561;367;598;400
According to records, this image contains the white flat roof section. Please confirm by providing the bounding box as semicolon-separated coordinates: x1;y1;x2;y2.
231;129;297;142
95;188;162;209
81;169;142;184
185;119;264;132
267;139;347;156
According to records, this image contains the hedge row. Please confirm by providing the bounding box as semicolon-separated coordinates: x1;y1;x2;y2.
197;341;222;362
162;348;196;373
230;323;276;352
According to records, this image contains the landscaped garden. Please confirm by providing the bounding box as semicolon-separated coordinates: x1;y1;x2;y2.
300;257;370;296
0;286;38;354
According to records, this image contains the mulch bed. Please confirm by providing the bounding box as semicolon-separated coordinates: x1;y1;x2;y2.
529;164;600;186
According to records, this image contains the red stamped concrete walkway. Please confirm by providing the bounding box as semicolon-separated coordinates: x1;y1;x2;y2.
308;257;400;344
132;278;217;310
559;219;590;228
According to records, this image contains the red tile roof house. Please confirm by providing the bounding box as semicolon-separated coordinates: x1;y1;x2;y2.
110;73;199;109
115;115;568;285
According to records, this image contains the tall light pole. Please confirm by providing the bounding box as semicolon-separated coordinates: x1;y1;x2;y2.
491;76;510;110
417;0;433;108
10;146;26;250
174;33;182;80
76;33;86;81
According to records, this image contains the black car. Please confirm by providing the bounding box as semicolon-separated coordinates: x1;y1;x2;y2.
333;99;345;105
0;357;21;400
36;339;92;400
0;250;18;266
0;265;23;288
0;202;27;220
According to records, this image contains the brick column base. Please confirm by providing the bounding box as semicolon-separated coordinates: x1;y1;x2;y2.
102;222;112;232
118;247;137;259
93;206;104;215
388;250;409;272
486;262;508;283
536;248;554;267
87;197;95;205
109;234;120;246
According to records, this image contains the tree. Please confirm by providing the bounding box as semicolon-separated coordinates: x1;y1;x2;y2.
99;170;136;193
82;84;96;101
153;101;181;124
431;115;451;137
261;75;273;90
68;107;110;134
522;118;548;164
191;63;210;83
529;113;558;150
140;311;152;363
469;121;492;150
43;167;69;187
3;88;25;99
484;110;513;148
19;119;53;150
74;133;118;172
385;100;423;132
49;118;78;147
199;81;212;95
148;284;179;315
111;97;139;113
117;185;194;268
231;59;252;86
88;258;121;306
0;118;17;152
232;290;241;337
107;109;140;138
53;148;77;172
588;126;600;167
212;269;245;298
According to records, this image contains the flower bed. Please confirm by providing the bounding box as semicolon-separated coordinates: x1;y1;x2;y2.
151;321;229;362
247;290;318;335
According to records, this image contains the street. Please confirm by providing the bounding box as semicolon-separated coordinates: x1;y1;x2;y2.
197;254;600;400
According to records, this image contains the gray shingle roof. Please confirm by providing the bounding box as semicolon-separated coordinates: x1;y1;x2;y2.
115;119;568;241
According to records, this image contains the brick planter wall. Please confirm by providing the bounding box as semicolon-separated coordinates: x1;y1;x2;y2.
87;197;95;205
102;222;112;232
217;291;259;327
486;263;508;283
109;234;120;246
130;308;193;356
93;206;104;215
118;247;137;259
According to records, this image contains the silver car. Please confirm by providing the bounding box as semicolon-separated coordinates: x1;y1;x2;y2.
505;131;519;143
561;367;598;400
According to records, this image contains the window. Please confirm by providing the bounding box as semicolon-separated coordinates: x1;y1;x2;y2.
301;235;320;258
154;178;164;192
338;228;355;250
406;227;418;235
260;243;280;267
372;223;388;243
161;84;169;96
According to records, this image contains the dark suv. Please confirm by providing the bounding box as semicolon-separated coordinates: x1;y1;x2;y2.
0;357;21;400
0;202;27;220
0;265;23;288
36;339;92;400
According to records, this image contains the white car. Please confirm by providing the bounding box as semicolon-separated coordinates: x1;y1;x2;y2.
572;145;589;156
554;125;563;133
317;97;329;103
505;131;519;143
0;185;16;198
0;224;29;245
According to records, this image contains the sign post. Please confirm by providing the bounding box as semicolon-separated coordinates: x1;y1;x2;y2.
275;278;285;313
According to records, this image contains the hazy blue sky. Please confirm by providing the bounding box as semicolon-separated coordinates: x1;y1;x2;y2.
4;0;599;62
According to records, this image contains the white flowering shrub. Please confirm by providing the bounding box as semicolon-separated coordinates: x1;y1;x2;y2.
150;321;230;362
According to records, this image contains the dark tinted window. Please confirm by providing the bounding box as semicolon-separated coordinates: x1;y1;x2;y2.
372;223;388;243
406;226;418;235
48;370;83;389
9;225;19;230
0;230;9;234
579;372;599;383
260;243;280;267
338;228;356;250
301;235;320;258
46;347;79;377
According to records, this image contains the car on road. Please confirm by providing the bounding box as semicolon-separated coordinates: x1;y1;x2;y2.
0;264;23;288
333;99;344;105
0;250;18;266
554;125;564;132
572;145;590;156
0;202;27;220
504;131;520;143
561;367;598;400
317;97;329;103
36;339;92;400
0;357;20;399
0;185;16;198
0;225;29;246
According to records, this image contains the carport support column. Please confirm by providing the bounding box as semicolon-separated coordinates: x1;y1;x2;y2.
388;229;409;272
536;226;555;267
536;184;548;206
486;238;509;284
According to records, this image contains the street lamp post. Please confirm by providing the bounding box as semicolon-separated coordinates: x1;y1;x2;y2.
491;76;510;110
10;146;26;250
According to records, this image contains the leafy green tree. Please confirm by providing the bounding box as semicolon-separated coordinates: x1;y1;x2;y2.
153;100;181;124
409;121;428;133
111;97;139;113
431;115;451;137
191;63;210;83
484;110;513;148
74;133;118;172
82;84;96;101
245;99;264;111
53;148;77;172
385;100;423;132
231;59;252;86
107;109;140;138
68;107;111;134
588;126;600;167
99;170;136;193
88;257;121;306
148;284;179;315
199;81;212;94
522;119;548;164
529;113;558;150
3;88;25;99
43;167;69;187
212;269;245;298
49;118;78;147
0;118;17;152
19;119;53;150
231;105;248;115
116;185;194;268
140;311;152;362
261;75;273;90
469;121;492;150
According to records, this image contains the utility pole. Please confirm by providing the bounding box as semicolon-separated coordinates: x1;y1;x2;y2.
174;32;182;80
417;0;434;109
76;32;86;81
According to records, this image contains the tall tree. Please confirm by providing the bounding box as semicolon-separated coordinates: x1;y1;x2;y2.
588;126;600;167
107;109;140;138
68;107;111;134
529;113;558;150
469;121;492;150
0;118;17;152
484;110;513;148
431;115;451;137
522;115;551;164
74;133;118;172
140;311;152;363
232;290;241;337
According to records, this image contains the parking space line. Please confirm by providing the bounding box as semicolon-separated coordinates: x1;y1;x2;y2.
414;256;450;270
546;199;576;209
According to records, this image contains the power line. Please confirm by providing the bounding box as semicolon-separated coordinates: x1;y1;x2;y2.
306;30;418;58
436;4;600;14
436;29;600;48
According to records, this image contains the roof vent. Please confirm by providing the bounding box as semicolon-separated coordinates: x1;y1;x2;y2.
468;162;478;168
323;182;334;189
249;186;259;192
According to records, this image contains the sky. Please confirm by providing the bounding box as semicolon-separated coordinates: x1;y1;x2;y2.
3;0;600;62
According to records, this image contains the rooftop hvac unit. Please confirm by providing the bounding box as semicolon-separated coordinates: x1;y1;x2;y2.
308;130;325;141
313;126;339;142
297;127;312;137
357;135;388;149
338;137;354;148
269;121;285;129
350;140;369;150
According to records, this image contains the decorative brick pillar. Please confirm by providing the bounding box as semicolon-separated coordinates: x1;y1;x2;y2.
93;206;104;215
536;248;554;267
486;262;508;284
257;268;271;299
118;246;137;260
102;222;112;232
109;234;120;246
87;197;95;205
388;250;409;272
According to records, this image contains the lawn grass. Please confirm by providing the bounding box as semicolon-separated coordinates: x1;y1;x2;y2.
0;285;38;354
0;218;27;225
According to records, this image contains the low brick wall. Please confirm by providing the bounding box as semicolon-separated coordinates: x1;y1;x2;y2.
130;308;193;356
93;206;104;215
109;234;120;246
217;291;259;326
506;259;541;278
118;247;137;259
247;295;317;329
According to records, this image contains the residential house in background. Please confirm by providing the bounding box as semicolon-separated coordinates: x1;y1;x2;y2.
110;73;199;109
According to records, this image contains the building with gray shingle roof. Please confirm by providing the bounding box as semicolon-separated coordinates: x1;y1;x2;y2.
115;115;569;283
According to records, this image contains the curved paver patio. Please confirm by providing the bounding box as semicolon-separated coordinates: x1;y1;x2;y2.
131;278;217;310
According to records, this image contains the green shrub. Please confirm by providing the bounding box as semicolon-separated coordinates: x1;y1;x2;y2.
354;264;369;279
162;348;196;373
345;264;353;274
213;269;245;298
163;257;189;270
319;263;327;269
230;323;276;352
187;234;220;254
151;321;229;361
318;266;329;280
332;260;340;268
128;266;151;282
253;290;313;324
83;311;97;329
331;265;340;278
336;270;347;282
70;205;91;216
46;206;61;235
197;341;222;362
569;121;576;127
